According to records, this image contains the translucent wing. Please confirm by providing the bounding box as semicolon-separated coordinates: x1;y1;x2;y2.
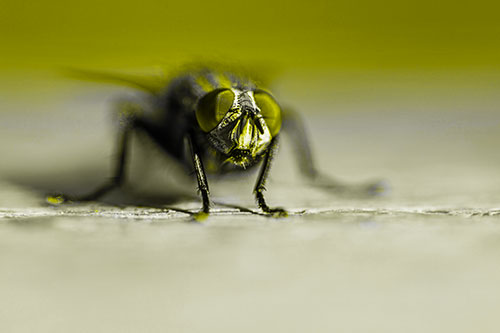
62;68;169;94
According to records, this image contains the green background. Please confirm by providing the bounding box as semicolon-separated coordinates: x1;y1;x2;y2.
2;0;500;70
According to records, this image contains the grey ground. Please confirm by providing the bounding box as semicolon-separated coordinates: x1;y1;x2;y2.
1;70;500;332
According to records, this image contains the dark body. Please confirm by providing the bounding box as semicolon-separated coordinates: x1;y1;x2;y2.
55;68;383;219
136;71;262;174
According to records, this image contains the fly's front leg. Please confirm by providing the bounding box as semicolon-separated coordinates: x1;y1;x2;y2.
281;107;387;196
254;137;288;218
187;134;211;221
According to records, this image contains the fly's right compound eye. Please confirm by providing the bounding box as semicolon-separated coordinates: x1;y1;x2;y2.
195;89;235;132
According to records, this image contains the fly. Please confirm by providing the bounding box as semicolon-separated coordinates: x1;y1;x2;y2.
50;67;385;219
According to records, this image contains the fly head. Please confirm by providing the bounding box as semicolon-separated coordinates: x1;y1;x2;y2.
195;88;282;168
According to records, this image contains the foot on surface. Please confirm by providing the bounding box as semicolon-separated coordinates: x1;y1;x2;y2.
46;194;71;205
193;211;209;222
310;173;390;197
263;207;288;218
360;179;390;197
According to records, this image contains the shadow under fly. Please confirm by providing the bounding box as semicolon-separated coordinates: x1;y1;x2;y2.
49;66;386;220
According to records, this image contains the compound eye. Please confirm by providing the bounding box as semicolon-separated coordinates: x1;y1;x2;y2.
254;91;282;137
195;89;235;132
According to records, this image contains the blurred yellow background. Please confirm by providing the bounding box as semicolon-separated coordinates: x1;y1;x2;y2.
2;0;500;70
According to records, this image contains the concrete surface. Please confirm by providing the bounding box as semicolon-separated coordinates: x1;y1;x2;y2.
1;70;500;332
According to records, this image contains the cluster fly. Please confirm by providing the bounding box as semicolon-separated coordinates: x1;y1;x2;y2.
50;66;384;219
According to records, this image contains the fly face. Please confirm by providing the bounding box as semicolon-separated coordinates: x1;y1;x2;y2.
195;88;282;168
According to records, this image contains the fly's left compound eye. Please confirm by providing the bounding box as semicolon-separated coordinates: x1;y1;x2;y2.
195;89;235;132
254;91;282;137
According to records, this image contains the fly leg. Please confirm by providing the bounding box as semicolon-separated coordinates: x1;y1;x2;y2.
47;102;140;204
47;123;132;204
254;137;288;218
83;125;131;200
187;134;211;221
282;107;387;196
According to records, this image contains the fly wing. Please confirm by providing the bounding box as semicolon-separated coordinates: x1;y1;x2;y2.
177;61;285;90
62;68;169;94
